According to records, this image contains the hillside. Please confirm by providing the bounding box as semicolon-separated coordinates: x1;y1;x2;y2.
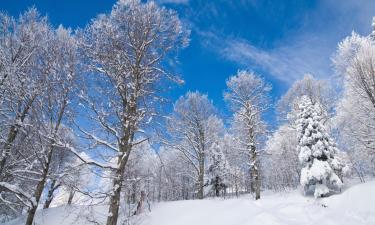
5;180;375;225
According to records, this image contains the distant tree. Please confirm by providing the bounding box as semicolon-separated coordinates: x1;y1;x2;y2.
166;92;223;199
277;74;334;123
224;70;271;200
206;142;230;197
263;124;299;191
157;147;195;201
265;74;336;192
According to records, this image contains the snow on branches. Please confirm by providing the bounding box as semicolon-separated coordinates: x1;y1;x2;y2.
296;96;345;198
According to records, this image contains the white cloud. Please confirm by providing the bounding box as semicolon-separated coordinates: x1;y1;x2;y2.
197;0;375;84
220;36;333;84
198;31;332;84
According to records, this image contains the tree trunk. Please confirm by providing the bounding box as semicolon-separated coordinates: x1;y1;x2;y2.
0;96;36;178
254;165;260;200
249;168;255;193
43;179;60;209
131;183;137;204
25;147;53;225
0;125;18;177
215;177;220;197
67;190;75;205
250;143;260;200
105;167;124;225
198;152;205;199
105;143;131;225
235;181;238;197
134;191;146;215
158;166;162;202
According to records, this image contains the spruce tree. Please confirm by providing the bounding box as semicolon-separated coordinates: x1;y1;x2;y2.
296;96;344;198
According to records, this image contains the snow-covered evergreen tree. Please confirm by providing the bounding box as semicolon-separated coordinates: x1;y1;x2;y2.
296;96;344;198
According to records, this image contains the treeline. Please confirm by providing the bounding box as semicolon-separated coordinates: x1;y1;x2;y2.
1;0;375;225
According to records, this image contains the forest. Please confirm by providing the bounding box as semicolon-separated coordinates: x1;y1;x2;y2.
0;1;375;225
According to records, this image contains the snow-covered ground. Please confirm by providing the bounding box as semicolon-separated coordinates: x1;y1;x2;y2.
5;180;375;225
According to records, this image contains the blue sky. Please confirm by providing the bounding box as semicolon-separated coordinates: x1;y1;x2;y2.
2;0;375;125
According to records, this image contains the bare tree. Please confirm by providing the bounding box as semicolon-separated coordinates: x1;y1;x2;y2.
77;1;188;224
263;124;299;191
21;24;80;225
0;8;50;180
166;91;222;199
276;74;334;123
0;9;53;221
333;27;375;177
0;13;80;224
224;70;271;200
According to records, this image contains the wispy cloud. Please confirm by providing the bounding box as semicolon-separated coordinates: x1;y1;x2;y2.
222;36;332;84
196;0;375;84
198;31;332;84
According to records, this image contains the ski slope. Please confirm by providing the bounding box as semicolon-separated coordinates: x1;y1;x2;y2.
5;180;375;225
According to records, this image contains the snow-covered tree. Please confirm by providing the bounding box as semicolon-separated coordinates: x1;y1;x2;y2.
77;1;188;224
296;96;344;198
277;74;334;123
224;70;271;200
157;147;196;201
0;9;82;224
123;140;158;214
220;133;247;197
56;156;94;206
42;130;78;209
22;24;80;225
263;124;299;191
0;8;51;181
333;24;375;179
264;74;337;192
206;142;230;197
166;91;223;199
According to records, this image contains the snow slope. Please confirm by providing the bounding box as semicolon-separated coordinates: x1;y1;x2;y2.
142;181;375;225
5;180;375;225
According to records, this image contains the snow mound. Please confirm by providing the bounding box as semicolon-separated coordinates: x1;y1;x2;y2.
4;180;375;225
